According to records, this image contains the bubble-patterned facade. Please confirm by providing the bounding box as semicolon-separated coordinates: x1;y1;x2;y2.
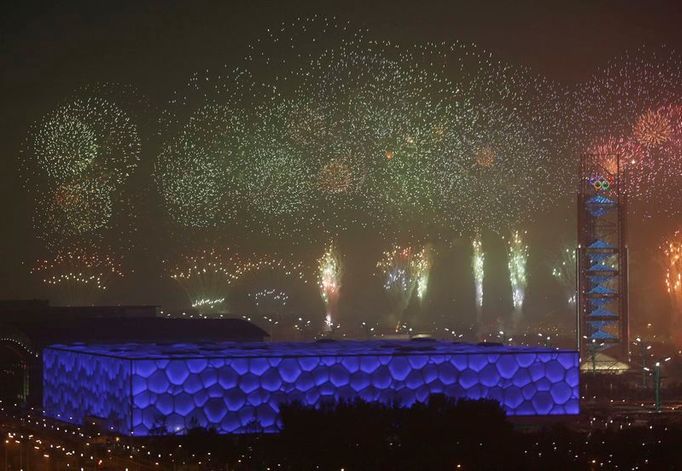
43;341;579;435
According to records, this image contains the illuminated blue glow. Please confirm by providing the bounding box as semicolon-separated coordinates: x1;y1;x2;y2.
43;341;579;435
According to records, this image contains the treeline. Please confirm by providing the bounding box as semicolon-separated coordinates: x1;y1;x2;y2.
151;396;682;470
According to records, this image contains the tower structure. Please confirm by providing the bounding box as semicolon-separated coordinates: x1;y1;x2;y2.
577;152;629;367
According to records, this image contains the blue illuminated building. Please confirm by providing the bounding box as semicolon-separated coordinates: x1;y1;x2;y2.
43;340;579;435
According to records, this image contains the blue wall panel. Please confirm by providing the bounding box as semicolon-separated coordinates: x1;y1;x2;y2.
43;348;131;433
43;342;579;436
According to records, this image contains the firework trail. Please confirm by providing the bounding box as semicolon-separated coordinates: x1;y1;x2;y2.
376;244;432;332
663;230;682;345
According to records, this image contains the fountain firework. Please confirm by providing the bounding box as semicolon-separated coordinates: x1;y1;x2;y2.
377;244;432;332
318;242;343;331
507;230;529;329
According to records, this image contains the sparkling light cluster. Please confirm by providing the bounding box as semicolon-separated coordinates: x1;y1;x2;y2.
250;289;289;317
168;248;306;315
416;246;433;302
376;245;432;331
244;289;293;339
31;247;124;305
552;245;577;306
663;230;682;344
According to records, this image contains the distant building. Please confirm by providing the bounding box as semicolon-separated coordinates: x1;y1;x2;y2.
0;299;160;321
0;300;268;404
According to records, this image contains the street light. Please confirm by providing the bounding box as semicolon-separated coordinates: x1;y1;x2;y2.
582;336;605;372
633;337;653;387
644;356;671;412
655;357;672;412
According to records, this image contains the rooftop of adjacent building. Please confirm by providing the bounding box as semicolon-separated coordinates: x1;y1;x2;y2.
0;300;269;349
44;339;577;360
0;299;160;320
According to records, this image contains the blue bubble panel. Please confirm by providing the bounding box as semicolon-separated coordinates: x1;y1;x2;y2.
43;348;132;434
43;341;579;436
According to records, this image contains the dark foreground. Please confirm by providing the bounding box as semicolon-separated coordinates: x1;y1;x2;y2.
144;396;682;470
3;391;682;469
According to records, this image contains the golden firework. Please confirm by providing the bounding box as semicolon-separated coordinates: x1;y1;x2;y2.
317;158;354;194
475;146;496;168
633;109;672;147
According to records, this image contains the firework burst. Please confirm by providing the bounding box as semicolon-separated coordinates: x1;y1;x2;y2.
23;90;142;248
634;108;673;147
155;104;249;228
573;45;682;140
574;46;682;217
25;96;140;186
152;18;572;240
241;103;317;237
317;157;360;195
34;178;115;243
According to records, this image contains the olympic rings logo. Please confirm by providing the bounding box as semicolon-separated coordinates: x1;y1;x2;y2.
589;176;611;191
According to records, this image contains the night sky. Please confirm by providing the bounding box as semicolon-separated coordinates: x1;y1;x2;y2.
2;0;682;329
